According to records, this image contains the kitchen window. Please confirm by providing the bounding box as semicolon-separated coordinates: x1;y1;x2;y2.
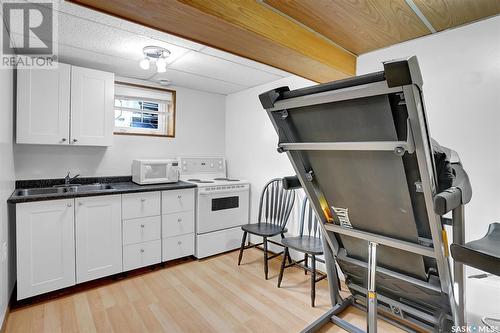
114;82;175;137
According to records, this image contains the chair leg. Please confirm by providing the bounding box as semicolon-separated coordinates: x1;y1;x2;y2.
281;233;292;264
311;254;316;307
238;231;247;266
263;237;268;279
304;253;308;275
277;247;288;288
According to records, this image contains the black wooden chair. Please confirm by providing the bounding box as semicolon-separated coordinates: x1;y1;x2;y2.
277;197;327;307
238;178;296;279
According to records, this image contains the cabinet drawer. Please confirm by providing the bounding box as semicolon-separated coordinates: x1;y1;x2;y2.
162;234;194;262
161;189;195;214
123;240;161;271
123;216;161;245
162;211;194;238
122;191;160;219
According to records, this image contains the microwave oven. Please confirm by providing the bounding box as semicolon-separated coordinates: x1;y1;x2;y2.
132;159;180;185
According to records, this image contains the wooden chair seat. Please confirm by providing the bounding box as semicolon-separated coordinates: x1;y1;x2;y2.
242;223;288;237
282;236;323;255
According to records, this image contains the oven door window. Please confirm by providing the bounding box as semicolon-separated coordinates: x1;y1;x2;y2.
212;196;239;211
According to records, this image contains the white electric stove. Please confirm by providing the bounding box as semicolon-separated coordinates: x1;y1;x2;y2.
179;157;250;258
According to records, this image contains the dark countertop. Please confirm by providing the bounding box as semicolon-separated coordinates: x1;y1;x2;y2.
8;178;197;204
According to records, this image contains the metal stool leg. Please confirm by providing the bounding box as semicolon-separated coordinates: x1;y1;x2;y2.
367;242;378;333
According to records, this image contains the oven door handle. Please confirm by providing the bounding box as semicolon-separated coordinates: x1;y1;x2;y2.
198;188;249;196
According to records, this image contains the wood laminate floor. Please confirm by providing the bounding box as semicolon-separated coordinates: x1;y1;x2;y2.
5;249;403;332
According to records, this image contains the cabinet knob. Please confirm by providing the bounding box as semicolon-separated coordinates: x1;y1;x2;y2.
67;203;72;207
177;195;182;199
141;198;146;202
140;249;144;253
177;241;182;245
140;224;145;228
61;138;67;143
78;202;83;206
177;218;182;223
72;139;78;143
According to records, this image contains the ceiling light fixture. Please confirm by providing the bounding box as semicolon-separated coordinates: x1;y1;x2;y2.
139;46;171;73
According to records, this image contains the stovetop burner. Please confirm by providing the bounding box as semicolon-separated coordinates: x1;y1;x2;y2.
213;177;240;181
187;179;215;183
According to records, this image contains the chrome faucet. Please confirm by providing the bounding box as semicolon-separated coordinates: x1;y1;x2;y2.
64;172;80;186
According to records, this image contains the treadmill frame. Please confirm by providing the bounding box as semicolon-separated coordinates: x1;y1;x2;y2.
260;57;466;332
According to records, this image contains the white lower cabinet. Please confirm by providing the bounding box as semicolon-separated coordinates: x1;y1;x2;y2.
162;234;195;262
161;189;195;262
123;216;161;245
75;195;122;283
123;240;161;271
162;211;194;238
16;199;75;300
15;188;196;299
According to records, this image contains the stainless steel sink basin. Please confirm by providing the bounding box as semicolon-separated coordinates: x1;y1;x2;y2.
70;184;114;192
15;183;115;197
15;187;67;196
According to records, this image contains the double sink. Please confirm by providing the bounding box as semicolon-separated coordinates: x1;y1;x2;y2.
15;183;115;197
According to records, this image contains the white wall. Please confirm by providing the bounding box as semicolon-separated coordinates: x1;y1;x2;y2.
0;67;16;325
14;79;226;179
357;15;500;242
226;75;320;265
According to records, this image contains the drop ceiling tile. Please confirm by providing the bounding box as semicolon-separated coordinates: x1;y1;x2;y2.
58;44;154;80
23;0;205;51
201;46;291;78
151;70;247;95
54;0;205;51
169;51;282;87
56;12;190;64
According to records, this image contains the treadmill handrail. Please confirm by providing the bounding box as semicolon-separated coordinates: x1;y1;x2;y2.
278;141;411;153
324;223;436;258
267;81;403;112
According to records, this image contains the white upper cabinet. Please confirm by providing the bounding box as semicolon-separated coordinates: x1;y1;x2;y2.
16;199;76;300
75;195;122;283
70;66;114;146
17;62;114;146
16;63;71;145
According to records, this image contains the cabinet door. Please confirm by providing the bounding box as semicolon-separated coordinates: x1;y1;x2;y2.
161;189;195;214
16;199;75;299
70;66;114;146
17;63;71;144
75;195;122;283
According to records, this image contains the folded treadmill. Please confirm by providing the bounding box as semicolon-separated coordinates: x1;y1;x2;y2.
259;57;472;333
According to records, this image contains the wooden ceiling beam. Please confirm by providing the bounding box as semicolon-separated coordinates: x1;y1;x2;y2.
68;0;357;83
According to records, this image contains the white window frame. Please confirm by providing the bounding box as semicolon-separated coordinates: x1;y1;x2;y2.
114;82;175;137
